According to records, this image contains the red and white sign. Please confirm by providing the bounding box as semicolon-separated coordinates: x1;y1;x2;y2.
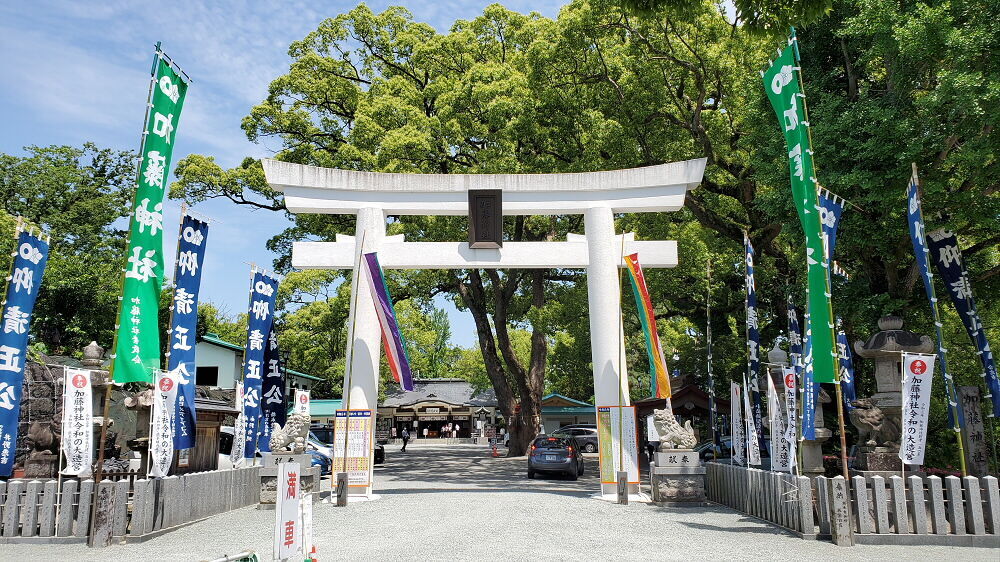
293;389;310;416
274;462;302;560
781;367;798;471
899;353;935;465
61;368;93;476
150;369;179;478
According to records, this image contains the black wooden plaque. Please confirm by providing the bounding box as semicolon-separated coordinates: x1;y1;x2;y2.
468;189;502;249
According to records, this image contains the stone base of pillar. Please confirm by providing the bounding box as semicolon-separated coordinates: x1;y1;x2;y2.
801;428;832;478
258;453;319;507
649;450;707;505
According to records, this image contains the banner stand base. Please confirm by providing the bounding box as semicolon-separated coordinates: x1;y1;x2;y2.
592;491;650;503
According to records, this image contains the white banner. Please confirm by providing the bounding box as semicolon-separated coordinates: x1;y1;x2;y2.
274;461;302;560
782;367;798;472
293;389;311;416
730;382;745;465
150;369;178;478
900;353;935;465
230;382;245;468
743;379;761;466
300;487;313;558
768;376;793;472
61;368;93;476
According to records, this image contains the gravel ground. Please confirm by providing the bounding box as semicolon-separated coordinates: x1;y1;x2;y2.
3;443;993;561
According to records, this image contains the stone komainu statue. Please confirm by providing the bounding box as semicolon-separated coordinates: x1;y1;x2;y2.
849;398;899;449
653;408;697;451
270;412;310;454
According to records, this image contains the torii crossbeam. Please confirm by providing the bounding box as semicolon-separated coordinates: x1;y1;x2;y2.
263;157;707;497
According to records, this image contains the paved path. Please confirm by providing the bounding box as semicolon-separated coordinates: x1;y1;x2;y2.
4;443;994;560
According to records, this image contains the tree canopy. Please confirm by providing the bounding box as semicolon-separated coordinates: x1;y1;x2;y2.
153;0;996;464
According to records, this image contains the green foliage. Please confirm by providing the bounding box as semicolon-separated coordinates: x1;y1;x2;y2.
0;143;134;352
166;0;998;466
617;0;833;34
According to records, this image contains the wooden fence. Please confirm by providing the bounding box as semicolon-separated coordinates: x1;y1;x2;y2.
0;466;260;544
706;462;1000;547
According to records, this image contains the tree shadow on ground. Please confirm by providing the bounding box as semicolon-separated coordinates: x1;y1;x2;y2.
374;443;646;498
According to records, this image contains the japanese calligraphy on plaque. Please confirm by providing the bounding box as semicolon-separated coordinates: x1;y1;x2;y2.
468;189;502;249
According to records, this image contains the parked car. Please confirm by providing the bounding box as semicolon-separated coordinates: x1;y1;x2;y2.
551;427;599;453
309;449;332;475
527;435;585;480
695;436;733;460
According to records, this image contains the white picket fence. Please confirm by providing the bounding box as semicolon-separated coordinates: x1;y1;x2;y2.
0;467;260;544
706;462;1000;546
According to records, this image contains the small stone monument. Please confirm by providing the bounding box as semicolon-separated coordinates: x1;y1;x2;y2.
649;406;705;504
259;412;320;507
851;315;931;476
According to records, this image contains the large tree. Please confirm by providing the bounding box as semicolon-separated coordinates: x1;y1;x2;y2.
1;143;134;352
171;0;998;465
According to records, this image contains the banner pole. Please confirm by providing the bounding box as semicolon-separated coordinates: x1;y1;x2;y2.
792;31;849;481
338;230;367;503
616;230;626;490
53;369;68;527
705;259;717;454
90;49;161;545
911;164;968;477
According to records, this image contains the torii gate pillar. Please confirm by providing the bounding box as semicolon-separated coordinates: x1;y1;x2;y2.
585;206;631;411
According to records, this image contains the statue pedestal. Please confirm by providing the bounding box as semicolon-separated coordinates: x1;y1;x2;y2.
24;452;59;479
258;453;320;508
851;448;922;479
650;450;706;505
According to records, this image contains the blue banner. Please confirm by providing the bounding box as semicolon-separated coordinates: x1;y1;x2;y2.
787;297;803;374
836;321;856;411
906;172;964;428
801;327;817;440
167;214;208;450
744;234;763;442
0;229;50;476
258;328;286;453
818;189;845;265
242;271;280;459
926;230;1000;418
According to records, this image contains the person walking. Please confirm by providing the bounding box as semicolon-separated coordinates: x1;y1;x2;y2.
401;427;410;452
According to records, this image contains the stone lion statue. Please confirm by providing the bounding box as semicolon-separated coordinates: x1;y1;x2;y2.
270;412;310;453
849;398;899;449
653;408;697;451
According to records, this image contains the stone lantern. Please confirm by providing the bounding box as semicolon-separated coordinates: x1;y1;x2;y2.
852;315;933;475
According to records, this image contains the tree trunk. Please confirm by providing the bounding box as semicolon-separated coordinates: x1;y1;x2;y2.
456;268;547;457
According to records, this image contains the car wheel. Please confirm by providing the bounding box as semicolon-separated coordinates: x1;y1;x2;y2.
584;443;596;453
527;470;535;479
567;470;578;481
578;463;584;476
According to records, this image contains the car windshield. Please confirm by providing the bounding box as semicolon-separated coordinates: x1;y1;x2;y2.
534;437;571;448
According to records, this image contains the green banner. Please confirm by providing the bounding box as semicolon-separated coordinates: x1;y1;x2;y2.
112;55;188;383
762;36;837;384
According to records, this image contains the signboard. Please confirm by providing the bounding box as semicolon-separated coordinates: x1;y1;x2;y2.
293;389;310;416
61;368;93;476
959;386;989;476
375;416;392;442
596;406;639;485
274;461;301;560
899;353;935;465
646;414;659;442
150;369;178;477
332;410;373;487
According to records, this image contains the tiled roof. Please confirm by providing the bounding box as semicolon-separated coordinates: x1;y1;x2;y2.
382;378;497;407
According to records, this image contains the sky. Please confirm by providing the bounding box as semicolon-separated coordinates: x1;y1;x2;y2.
0;0;567;347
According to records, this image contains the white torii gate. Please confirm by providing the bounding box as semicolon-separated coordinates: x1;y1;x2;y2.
263;157;707;498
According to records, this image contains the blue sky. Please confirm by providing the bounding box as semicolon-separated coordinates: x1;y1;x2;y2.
1;0;567;347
